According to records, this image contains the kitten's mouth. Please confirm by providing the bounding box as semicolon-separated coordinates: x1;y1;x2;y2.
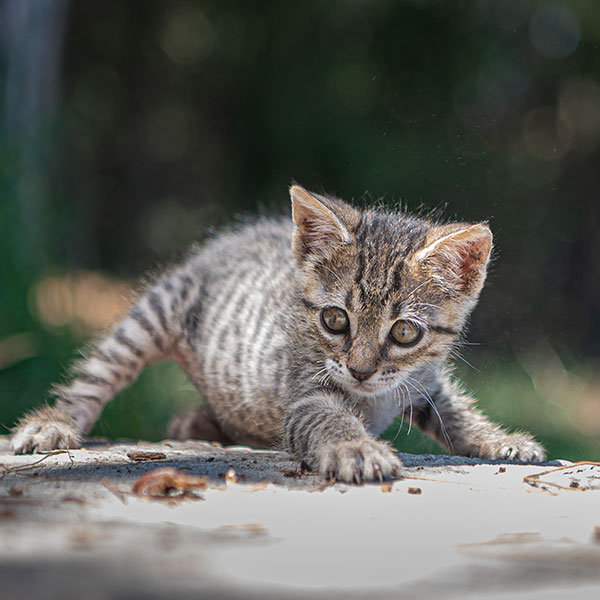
325;363;391;396
349;379;390;397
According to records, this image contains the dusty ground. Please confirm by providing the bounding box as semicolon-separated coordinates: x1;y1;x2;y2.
1;436;599;599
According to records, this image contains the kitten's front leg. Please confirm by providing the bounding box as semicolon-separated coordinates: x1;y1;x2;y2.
414;372;546;462
284;391;401;483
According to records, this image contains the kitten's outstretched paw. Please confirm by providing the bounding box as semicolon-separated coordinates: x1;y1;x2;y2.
10;407;82;454
482;433;546;463
319;439;402;483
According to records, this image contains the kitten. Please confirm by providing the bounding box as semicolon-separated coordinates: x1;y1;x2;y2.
11;185;546;482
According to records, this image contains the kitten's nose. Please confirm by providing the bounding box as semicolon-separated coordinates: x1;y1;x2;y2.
348;367;376;382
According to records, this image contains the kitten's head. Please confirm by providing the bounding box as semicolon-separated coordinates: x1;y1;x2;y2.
290;184;492;397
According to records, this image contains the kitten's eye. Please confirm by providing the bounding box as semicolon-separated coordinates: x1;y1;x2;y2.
390;320;422;346
321;307;349;334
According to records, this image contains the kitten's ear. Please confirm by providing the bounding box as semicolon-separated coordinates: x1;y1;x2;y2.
290;185;354;261
414;223;493;295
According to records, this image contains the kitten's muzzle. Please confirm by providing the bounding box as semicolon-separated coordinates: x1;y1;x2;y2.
348;367;376;382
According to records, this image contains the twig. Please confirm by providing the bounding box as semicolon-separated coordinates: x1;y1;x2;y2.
0;450;72;479
523;461;600;493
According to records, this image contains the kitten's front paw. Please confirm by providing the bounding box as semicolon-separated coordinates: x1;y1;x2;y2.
10;407;82;454
482;433;546;463
319;438;402;483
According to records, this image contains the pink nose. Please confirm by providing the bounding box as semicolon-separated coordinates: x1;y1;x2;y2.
348;367;376;382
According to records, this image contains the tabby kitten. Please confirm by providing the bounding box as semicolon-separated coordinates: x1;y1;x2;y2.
11;185;545;482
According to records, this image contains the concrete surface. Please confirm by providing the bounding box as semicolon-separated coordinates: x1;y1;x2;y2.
1;436;599;599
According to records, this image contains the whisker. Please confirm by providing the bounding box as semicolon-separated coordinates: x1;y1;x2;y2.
313;366;328;381
407;387;413;436
404;375;454;452
392;385;407;442
319;264;345;288
449;349;479;372
410;302;441;310
405;278;433;299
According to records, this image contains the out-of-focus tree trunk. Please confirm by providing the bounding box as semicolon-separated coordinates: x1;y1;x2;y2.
1;0;69;272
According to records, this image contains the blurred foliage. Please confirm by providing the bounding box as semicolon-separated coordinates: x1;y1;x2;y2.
1;0;599;460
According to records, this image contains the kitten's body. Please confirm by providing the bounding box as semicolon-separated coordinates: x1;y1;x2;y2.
11;186;545;481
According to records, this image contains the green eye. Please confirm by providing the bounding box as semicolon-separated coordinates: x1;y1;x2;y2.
390;320;422;346
321;307;349;333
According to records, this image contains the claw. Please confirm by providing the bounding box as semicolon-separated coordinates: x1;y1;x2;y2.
374;463;383;483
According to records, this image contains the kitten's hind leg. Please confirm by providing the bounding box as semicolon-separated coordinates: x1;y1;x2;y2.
168;405;233;445
11;271;197;454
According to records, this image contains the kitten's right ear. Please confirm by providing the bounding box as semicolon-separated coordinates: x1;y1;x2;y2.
290;185;353;261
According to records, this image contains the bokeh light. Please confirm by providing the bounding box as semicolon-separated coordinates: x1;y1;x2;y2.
529;4;580;59
159;5;215;65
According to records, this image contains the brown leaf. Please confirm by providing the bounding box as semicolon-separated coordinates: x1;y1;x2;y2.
132;467;207;499
127;451;167;462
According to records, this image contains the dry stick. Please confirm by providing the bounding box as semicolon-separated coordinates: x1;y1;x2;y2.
523;461;600;493
0;449;73;478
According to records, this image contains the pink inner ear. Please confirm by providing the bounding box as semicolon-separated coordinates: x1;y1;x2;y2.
419;225;492;293
451;232;491;291
457;240;484;288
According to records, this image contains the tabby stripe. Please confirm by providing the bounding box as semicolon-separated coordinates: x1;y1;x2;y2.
358;281;368;303
344;287;353;310
354;249;365;285
204;267;263;384
94;348;116;364
179;275;194;302
285;402;315;451
114;329;145;357
342;336;352;353
77;394;104;406
130;309;164;351
183;296;204;347
77;372;110;386
290;410;322;455
256;316;277;364
102;347;138;369
62;392;103;407
301;412;334;455
390;301;403;319
315;413;347;444
300;297;318;311
248;263;294;397
147;291;168;332
237;291;265;386
243;300;267;398
429;325;458;336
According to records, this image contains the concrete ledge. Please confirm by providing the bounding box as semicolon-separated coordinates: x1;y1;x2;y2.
1;437;599;599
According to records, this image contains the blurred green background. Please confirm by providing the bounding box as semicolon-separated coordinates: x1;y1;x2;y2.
1;0;599;461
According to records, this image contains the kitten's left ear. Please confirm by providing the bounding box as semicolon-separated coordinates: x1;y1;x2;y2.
290;185;355;261
414;223;493;295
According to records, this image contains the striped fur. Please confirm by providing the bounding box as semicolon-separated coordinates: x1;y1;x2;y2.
11;185;545;481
